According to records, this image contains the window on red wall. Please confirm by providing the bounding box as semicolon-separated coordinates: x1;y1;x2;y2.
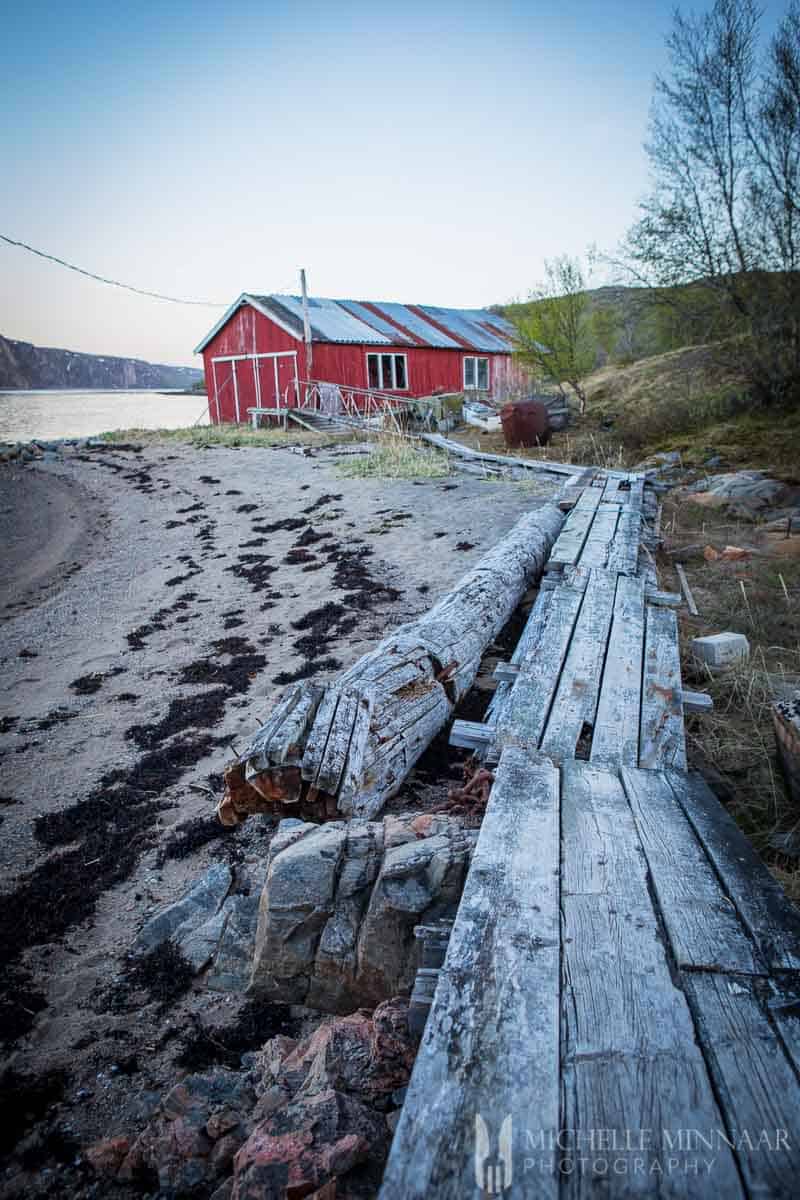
367;353;408;390
464;356;490;390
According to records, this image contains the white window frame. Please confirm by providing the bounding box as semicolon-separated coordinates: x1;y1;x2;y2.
464;356;490;390
366;352;409;391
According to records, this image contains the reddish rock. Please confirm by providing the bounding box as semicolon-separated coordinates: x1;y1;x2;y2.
85;1135;130;1175
119;1070;254;1193
258;999;415;1107
232;1088;383;1200
367;999;416;1097
111;999;416;1199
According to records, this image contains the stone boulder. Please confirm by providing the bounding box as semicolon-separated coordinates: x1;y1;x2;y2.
233;998;414;1199
254;1000;415;1108
87;999;416;1200
686;471;788;517
232;1087;384;1200
250;815;474;1011
132;861;267;991
117;1069;256;1194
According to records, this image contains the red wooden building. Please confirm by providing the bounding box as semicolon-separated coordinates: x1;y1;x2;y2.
194;292;523;424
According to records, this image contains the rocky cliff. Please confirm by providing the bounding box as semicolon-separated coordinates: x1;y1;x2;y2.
0;334;203;390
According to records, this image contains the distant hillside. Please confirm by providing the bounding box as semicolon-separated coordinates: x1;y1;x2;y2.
499;281;740;367
0;334;203;390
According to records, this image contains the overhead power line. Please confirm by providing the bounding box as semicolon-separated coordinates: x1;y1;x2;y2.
0;233;227;307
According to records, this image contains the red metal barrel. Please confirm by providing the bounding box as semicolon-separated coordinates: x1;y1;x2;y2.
499;400;551;448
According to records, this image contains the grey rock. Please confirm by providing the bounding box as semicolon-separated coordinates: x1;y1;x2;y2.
179;909;229;972
705;470;787;509
250;815;473;1012
134;863;232;956
251;823;349;1003
206;864;268;992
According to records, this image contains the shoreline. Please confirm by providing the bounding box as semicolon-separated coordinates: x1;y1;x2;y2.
0;437;555;1197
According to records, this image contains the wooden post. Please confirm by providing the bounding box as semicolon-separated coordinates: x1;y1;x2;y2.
211;360;221;424
231;359;240;423
300;268;313;393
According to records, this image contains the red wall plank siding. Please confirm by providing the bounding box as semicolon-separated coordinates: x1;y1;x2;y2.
202;304;523;423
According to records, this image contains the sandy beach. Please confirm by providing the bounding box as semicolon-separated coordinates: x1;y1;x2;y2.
0;437;555;1196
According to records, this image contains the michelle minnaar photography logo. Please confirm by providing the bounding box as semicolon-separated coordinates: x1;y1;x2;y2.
474;1114;513;1195
472;1116;792;1194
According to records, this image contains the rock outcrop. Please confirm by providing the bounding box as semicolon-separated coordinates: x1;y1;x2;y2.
129;814;472;1013
250;815;474;1011
87;999;416;1199
0;333;203;390
133;861;267;993
686;470;788;516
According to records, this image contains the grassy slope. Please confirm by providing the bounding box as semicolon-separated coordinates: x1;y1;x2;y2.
548;343;800;477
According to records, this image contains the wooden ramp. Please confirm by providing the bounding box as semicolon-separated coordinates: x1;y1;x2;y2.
381;468;800;1199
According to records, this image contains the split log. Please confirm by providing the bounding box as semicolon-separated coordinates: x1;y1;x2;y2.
218;503;564;826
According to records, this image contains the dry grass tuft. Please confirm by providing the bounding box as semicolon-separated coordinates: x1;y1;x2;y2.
99;424;340;448
663;494;800;889
336;435;451;480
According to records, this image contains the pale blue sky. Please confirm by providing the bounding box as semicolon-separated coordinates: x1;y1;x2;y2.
0;0;790;365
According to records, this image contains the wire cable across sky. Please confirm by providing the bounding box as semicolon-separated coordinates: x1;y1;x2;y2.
0;233;228;307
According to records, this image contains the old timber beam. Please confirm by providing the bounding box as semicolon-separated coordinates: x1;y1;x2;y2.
218;502;564;826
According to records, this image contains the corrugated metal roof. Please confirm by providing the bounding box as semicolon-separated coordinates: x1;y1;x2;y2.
337;299;418;346
195;292;516;354
364;302;463;349
271;294;392;345
418;306;513;352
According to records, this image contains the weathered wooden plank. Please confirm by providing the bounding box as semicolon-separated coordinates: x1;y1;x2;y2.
644;589;683;607
420;431;582;477
484;584;554;732
312;687;359;797
335;689;375;819
684;972;800;1197
675;562;699;616
299;686;341;782
767;984;800;1079
606;505;641;575
577;502;620;568
602;473;625;501
380;751;560;1200
548;487;602;567
561;762;745;1198
244;684;307;768
667;770;800;972
682;690;713;713
539;569;617;761
639;604;687;771
449;719;493;749
589;574;645;768
495;580;586;754
621;767;763;974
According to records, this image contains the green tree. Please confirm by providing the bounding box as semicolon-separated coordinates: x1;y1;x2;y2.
511;256;596;414
621;0;800;404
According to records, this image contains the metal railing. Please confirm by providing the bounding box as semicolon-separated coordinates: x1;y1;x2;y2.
286;379;417;431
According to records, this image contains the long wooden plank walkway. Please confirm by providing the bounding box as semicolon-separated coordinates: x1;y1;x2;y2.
381;467;800;1199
